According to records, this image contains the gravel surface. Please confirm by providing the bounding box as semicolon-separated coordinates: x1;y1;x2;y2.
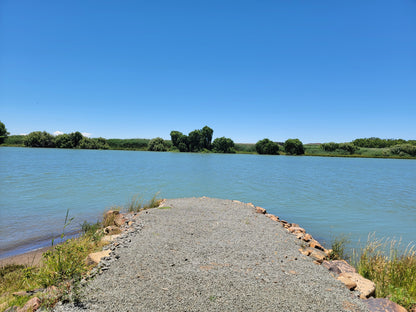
54;197;369;312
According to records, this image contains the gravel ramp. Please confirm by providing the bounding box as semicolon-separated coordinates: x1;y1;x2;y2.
54;197;369;312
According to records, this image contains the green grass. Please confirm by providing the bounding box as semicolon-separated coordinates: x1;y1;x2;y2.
330;234;416;310
353;234;416;310
126;192;162;212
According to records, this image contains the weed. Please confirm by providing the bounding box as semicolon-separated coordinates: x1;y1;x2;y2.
353;234;416;310
102;206;121;227
158;206;171;210
126;192;162;212
329;235;350;260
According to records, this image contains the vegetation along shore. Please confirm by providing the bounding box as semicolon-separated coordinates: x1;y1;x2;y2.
1;195;415;311
1;121;415;159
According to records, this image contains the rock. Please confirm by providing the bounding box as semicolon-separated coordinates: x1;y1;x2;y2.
265;214;279;222
299;248;312;256
86;250;112;265
12;291;29;297
302;233;312;242
309;248;327;263
101;234;121;244
16;297;41;312
309;239;325;251
288;226;306;234
104;226;121;235
255;206;266;214
323;260;357;274
114;214;126;226
365;298;408;312
339;272;375;298
103;210;120;226
336;274;357;290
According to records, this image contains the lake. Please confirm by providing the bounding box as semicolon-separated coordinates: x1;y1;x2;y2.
1;147;415;258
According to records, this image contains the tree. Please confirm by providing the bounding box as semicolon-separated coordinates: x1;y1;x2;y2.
23;131;55;148
201;126;213;149
148;137;168;152
188;130;202;152
212;137;235;153
69;131;83;148
55;134;74;148
170;131;183;148
284;138;304;155
0;121;9;144
255;138;279;155
177;135;189;152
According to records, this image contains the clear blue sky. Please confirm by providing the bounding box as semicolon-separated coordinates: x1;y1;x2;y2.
1;1;415;143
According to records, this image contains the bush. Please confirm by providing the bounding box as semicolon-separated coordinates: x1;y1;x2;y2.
284;138;304;155
338;143;358;154
107;138;149;150
255;138;279;155
23;131;55;148
212;137;235;153
148;137;168;152
321;142;339;152
390;144;416;157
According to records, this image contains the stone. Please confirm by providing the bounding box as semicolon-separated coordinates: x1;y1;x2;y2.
309;248;327;263
104;226;121;235
86;249;111;265
365;298;408;312
324;260;357;274
16;297;41;312
103;210;120;226
288;226;306;234
114;214;126;226
255;206;266;214
265;214;279;222
302;233;312;242
101;234;121;244
309;239;325;251
299;248;312;256
339;272;375;298
336;274;357;290
12;291;29;297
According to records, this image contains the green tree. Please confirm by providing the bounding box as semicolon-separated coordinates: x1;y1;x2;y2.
0;121;10;144
170;131;183;148
177;134;189;152
148;137;168;152
188;130;202;152
321;142;339;152
255;138;279;155
201;126;214;149
24;131;55;148
69;131;83;148
55;134;74;148
212;137;235;153
284;138;305;155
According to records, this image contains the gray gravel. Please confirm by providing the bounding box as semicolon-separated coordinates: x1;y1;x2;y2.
54;197;369;312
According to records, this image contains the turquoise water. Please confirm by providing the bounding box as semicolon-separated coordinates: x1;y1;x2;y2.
1;147;415;258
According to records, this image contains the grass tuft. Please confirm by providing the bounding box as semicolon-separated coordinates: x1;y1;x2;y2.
329;234;350;260
353;234;416;310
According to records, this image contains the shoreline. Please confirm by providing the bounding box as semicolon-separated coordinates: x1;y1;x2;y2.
0;246;52;267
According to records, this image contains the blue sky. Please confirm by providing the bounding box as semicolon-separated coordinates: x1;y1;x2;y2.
1;1;415;143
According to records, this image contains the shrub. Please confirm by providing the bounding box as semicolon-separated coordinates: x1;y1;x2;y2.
338;143;358;154
255;138;279;155
321;142;339;152
212;137;235;153
148;137;168;152
284;138;305;155
23;131;56;148
390;144;416;157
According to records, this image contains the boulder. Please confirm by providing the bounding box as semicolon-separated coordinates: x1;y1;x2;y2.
86;250;111;265
114;215;126;226
265;214;279;222
323;260;357;274
103;210;120;225
302;233;312;242
365;298;407;312
16;297;41;312
309;249;327;263
338;272;375;298
255;206;266;214
101;234;121;244
336;274;357;290
104;226;121;235
288;226;306;234
309;239;325;251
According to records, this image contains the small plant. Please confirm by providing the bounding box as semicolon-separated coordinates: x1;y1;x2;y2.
142;192;162;209
126;192;162;212
102;206;121;226
329;234;350;260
